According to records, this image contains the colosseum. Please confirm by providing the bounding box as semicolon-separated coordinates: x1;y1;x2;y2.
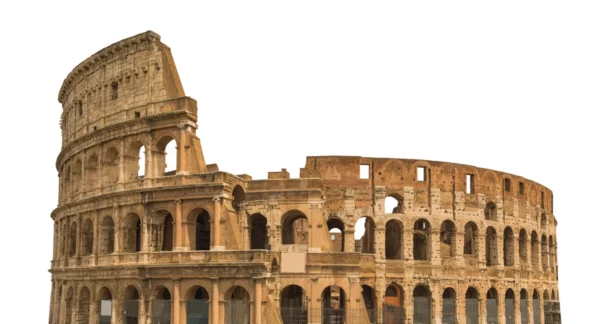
49;31;561;324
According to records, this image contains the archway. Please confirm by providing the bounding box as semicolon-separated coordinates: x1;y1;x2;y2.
250;213;268;250
73;160;82;193
533;290;541;324
85;154;99;191
104;147;120;184
505;289;515;324
280;285;307;324
282;211;308;245
98;287;112;324
519;229;528;263
464;222;479;258
81;219;93;256
440;220;457;258
125;141;145;180
322;285;346;324
465;287;479;324
99;216;115;255
504;227;515;266
232;185;245;212
123;285;140;324
186;286;209;324
413;219;431;260
356;216;376;254
413;285;431;324
362;285;376;323
77;286;90;324
152;286;172;324
69;221;77;257
383;284;405;324
385;194;404;213
189;210;210;251
327;218;345;252
484;202;497;221
520;289;529;324
541;235;549;271
385;220;403;259
124;213;142;253
531;231;539;269
65;287;74;324
442;288;457;324
486;227;498;266
163;214;174;251
226;286;250;324
486;288;499;324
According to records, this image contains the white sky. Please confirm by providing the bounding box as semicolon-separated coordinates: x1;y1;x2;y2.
1;1;598;322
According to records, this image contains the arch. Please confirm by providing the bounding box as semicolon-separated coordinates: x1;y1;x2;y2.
484;202;498;221
383;284;406;323
385;193;404;213
440;220;457;258
442;288;457;324
162;214;174;251
65;166;72;196
65;286;74;324
549;235;555;271
152;286;172;324
73;159;82;193
123;285;140;324
186;286;210;324
520;289;529;324
232;185;246;212
413;219;431;261
413;285;431;324
541;234;549;271
125;141;145;180
156;135;177;175
327;217;344;252
104;146;120;184
533;290;541;324
77;286;91;324
465;287;479;324
62;222;69;257
361;285;376;323
385;219;403;259
322;286;346;324
189;209;211;251
225;286;250;324
98;286;113;324
68;221;77;257
271;258;279;272
85;154;99;191
356;216;376;254
99;216;115;255
486;288;499;324
280;285;307;324
250;213;269;250
531;231;540;268
504;227;515;266
464;222;479;257
124;213;142;253
486;226;498;266
519;229;528;263
81;218;93;256
541;213;547;228
282;210;308;245
505;289;516;324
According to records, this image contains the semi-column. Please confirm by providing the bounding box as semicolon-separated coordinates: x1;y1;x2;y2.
212;196;222;250
173;279;181;324
175;199;183;250
177;125;188;174
254;277;263;324
211;278;219;324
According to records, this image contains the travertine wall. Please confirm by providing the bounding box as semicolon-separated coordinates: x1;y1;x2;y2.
49;31;560;324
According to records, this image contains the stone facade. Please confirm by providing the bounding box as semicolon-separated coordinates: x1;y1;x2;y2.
49;31;561;324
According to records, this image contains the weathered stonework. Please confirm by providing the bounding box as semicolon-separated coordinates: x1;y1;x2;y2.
49;31;561;324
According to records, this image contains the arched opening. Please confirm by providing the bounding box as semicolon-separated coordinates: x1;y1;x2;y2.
322;286;346;324
186;286;209;324
280;285;307;324
383;284;405;324
85;154;99;191
465;287;479;324
282;211;309;246
156;136;177;175
504;227;515;266
104;147;120;184
152;286;172;324
531;231;540;269
442;288;457;324
99;216;115;255
440;220;457;258
65;287;74;324
549;236;555;271
163;214;174;251
62;223;69;257
361;285;376;323
484;202;497;221
125;141;145;180
519;229;528;263
355;216;376;254
69;221;77;257
124;285;140;324
413;285;431;324
486;227;498;266
541;213;547;228
385;220;403;259
250;213;269;250
98;287;113;324
271;258;279;272
73;160;82;194
541;235;549;271
81;219;93;256
189;210;210;251
533;290;541;324
520;289;529;324
124;213;142;253
65;166;72;196
226;286;250;324
486;288;499;324
413;219;431;261
385;194;404;213
464;222;479;260
505;289;515;324
77;287;90;324
327;218;345;252
232;185;245;212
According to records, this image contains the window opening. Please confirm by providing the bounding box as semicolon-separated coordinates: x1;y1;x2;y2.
504;178;511;192
417;167;426;181
466;174;474;194
360;164;370;179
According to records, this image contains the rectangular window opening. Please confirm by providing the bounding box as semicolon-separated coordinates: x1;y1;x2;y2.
541;191;545;208
111;82;118;100
466;174;474;194
134;111;141;118
360;164;370;179
519;182;524;195
417;167;426;181
504;178;511;192
78;101;83;117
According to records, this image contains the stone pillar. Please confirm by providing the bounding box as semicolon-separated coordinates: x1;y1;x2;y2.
527;294;534;324
90;293;99;324
497;234;504;268
477;233;486;268
343;229;355;252
405;289;414;324
404;229;414;261
113;206;121;255
526;238;532;270
141;209;150;253
431;283;441;324
211;278;219;324
76;215;82;259
212;196;222;250
173;279;181;324
513;233;520;268
254;278;263;324
456;295;464;324
93;212;100;264
514;294;521;324
118;138;125;182
431;229;441;266
175;199;183;250
498;293;506;324
177;125;188;174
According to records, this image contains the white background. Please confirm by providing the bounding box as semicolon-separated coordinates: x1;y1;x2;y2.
0;1;598;322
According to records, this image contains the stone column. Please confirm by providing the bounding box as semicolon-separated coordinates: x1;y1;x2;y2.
76;214;82;259
211;278;219;324
431;283;441;324
173;279;181;324
527;294;534;324
344;229;355;252
94;212;100;264
90;293;99;324
497;234;504;268
404;229;414;261
254;278;263;324
526;238;532;270
498;293;506;324
177;125;188;174
513;233;520;269
405;289;414;324
212;196;222;250
118;138;125;182
431;229;441;266
477;233;486;268
175;199;183;250
514;293;521;324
